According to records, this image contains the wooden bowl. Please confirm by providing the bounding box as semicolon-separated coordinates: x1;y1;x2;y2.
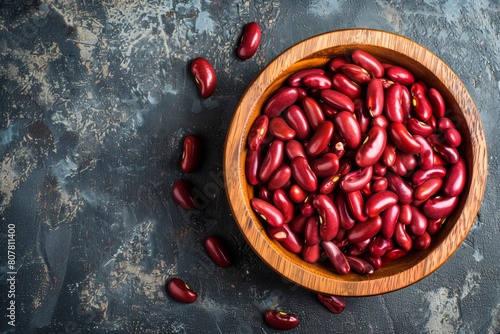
223;29;487;296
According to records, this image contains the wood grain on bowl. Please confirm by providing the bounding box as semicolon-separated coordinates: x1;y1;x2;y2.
223;29;487;296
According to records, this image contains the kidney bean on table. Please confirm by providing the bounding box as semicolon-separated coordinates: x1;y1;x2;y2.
172;179;198;210
167;278;198;303
204;236;231;267
237;21;261;60
317;293;346;314
264;310;300;330
180;135;202;173
191;57;216;98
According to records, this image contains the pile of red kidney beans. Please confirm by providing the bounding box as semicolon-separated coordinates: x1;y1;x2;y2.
170;22;467;330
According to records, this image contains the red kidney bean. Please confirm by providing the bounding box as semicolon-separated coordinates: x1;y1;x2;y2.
318;100;339;118
338;158;352;176
268;166;292;191
313;194;340;241
259;139;285;182
345;255;375;275
340;166;373;192
288;68;326;87
427;88;446;118
300;199;315;217
285;139;307;161
306;121;334;156
411;82;432;121
167;278;198;303
204;236;231;267
406;118;434;138
346;190;368;222
311;153;340;177
264;87;299;118
365;190;398;217
380;78;394;89
302;73;332;89
180;135;202;173
317;294;346;314
386;172;414;204
285;105;311;140
381;141;397;167
381;248;408;266
191;57;216;98
394;222;412;251
413;135;434;171
373;161;387;176
345;238;371;256
332;73;362;100
411;166;447;186
320;89;355;113
328;56;348;72
372;177;388;192
355;125;387;167
304;215;321;246
408;205;428;236
401;85;412;116
278;223;303;254
385;83;404;122
398;203;412;225
334;111;362;149
295;87;307;101
427;134;460;164
264;310;300;330
427;115;437;129
250;198;284;228
267;225;289;240
415;177;443;202
427;217;445;235
366;78;384;117
237;22;261;60
258;186;272;202
302;244;321;263
291;156;318;192
247;115;269;151
414;231;432;250
319;174;341;194
369;236;394;257
385;65;415;85
371;115;389;129
388;122;421;154
389;154;408;176
269;117;296;141
289;214;308;234
322;240;350;275
347;215;382;244
172;179;198;210
438;117;454;131
334;191;356;229
380;205;400;239
245;149;262;186
273;189;295;223
340;63;371;85
399;152;418;171
354;98;371;134
289;184;307;204
351;49;385;78
444;127;462;147
360;181;372;197
422;196;459;219
303;96;326;130
443;157;466;197
361;253;383;270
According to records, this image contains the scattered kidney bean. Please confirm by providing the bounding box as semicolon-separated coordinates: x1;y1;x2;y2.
180;135;202;173
191;57;216;98
264;310;300;330
204;236;231;267
167;278;198;303
317;293;346;314
237;22;261;60
172;179;198;210
244;49;468;275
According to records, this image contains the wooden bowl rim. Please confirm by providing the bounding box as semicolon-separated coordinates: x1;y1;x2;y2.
223;28;488;296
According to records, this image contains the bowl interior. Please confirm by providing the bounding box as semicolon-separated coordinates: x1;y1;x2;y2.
224;29;487;296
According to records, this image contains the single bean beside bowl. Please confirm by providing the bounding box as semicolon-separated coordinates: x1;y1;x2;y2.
245;49;467;276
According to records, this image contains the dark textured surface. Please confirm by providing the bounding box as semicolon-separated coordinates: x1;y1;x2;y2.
0;1;499;333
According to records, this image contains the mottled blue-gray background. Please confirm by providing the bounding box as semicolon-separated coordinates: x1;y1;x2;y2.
0;0;498;333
